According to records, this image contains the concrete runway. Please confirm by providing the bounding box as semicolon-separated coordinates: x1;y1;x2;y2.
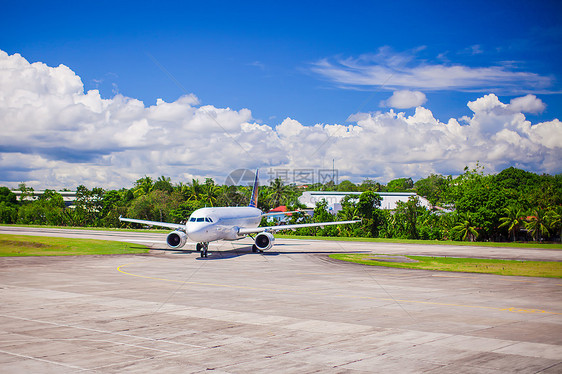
0;227;561;373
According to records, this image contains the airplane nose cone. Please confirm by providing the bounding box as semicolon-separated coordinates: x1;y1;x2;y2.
186;223;209;242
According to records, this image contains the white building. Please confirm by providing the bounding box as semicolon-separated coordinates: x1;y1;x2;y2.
12;190;77;207
298;191;431;214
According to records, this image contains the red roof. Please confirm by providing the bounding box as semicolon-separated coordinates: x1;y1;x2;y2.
268;205;293;216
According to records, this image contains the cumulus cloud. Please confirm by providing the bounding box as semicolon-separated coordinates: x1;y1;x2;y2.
508;94;546;114
0;50;561;189
310;47;553;94
381;90;427;109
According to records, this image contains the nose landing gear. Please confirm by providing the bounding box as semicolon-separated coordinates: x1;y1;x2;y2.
197;242;209;258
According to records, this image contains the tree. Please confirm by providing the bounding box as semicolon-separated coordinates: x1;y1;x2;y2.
338;195;359;221
268;178;288;207
200;179;219;207
153;176;173;193
547;206;562;243
352;191;383;237
393;196;423;239
185;179;203;202
447;164;507;240
311;199;337;236
0;202;17;223
0;187;17;205
16;189;66;225
416;209;442;240
452;212;479;242
359;179;382;192
169;200;203;223
527;174;561;210
337;180;357;192
414;174;450;206
17;183;34;202
525;208;549;242
126;190;182;223
0;187;19;224
74;186;104;226
439;213;457;241
386;178;413;192
133;176;154;197
498;206;524;242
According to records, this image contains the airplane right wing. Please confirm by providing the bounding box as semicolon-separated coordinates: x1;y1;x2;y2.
260;210;301;217
238;220;361;235
119;216;185;230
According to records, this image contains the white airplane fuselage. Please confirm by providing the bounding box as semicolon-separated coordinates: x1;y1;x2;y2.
186;206;262;242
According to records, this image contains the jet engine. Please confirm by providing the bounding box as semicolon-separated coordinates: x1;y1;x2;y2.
167;230;188;249
254;232;275;251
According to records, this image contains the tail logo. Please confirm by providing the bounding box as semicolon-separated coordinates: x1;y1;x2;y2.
249;170;259;208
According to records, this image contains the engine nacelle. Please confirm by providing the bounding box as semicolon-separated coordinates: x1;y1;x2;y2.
167;231;188;249
254;232;275;251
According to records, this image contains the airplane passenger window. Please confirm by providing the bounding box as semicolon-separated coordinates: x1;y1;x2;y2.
196;217;204;222
205;217;210;222
189;217;196;222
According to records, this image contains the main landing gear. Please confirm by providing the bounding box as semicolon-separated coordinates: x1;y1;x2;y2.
249;234;264;253
196;242;209;258
248;234;263;254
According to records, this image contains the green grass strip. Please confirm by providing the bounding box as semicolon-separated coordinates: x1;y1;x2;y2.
0;223;169;233
329;254;562;278
0;234;149;257
277;234;562;249
2;225;561;249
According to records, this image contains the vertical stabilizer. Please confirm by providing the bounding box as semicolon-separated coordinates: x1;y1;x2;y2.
249;169;259;208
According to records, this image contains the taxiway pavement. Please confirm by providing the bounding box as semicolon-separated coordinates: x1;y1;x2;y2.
0;227;561;373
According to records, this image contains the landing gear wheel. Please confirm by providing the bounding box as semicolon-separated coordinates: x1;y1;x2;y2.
199;243;209;258
196;243;202;252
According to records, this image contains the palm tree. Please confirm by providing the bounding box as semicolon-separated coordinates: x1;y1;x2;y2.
547;207;562;243
525;207;550;242
153;176;173;193
200;183;220;207
498;206;524;242
186;179;202;202
452;213;479;242
268;178;288;208
133;176;153;197
439;213;456;240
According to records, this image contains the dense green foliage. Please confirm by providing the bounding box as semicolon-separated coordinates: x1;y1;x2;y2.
1;166;561;243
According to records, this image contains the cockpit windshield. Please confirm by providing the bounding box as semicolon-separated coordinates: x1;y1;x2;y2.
189;217;213;223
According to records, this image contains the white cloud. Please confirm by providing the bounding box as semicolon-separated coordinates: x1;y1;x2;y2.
0;49;561;189
508;94;546;114
381;90;427;109
310;47;553;94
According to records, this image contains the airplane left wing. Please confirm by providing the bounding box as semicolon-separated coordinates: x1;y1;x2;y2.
238;220;360;235
119;216;185;230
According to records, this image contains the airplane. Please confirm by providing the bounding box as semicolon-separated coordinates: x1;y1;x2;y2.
119;171;360;258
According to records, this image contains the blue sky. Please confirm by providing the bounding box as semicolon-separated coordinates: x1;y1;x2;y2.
4;0;561;124
1;0;561;188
